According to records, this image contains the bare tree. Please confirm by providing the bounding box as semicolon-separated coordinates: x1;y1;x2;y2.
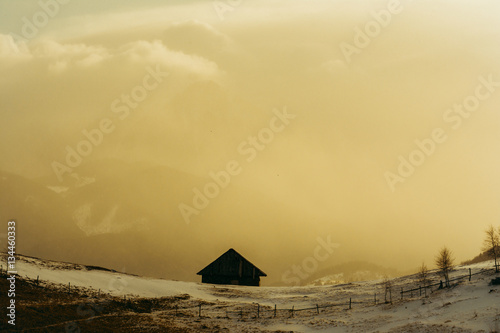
417;262;430;287
435;247;454;288
482;225;500;273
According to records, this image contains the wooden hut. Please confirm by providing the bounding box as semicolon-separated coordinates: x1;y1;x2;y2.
197;248;267;286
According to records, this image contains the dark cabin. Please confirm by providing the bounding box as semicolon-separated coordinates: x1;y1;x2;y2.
197;248;267;286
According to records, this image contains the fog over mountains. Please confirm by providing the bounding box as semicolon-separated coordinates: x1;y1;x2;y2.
1;0;500;286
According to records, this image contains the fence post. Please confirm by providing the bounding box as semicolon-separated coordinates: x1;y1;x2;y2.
257;304;260;319
374;293;377;305
401;287;403;300
469;268;471;281
419;286;421;296
68;282;71;295
316;304;319;314
274;304;276;318
36;275;39;286
424;285;427;297
349;298;351;310
198;304;202;317
290;306;294;318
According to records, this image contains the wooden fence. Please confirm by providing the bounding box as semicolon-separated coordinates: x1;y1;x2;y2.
399;268;490;300
9;265;498;321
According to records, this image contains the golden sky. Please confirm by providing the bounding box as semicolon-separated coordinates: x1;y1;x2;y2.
1;0;500;284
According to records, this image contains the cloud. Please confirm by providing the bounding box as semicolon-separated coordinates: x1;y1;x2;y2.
118;40;220;78
0;34;31;60
165;20;231;46
0;36;220;78
162;19;234;60
0;33;223;179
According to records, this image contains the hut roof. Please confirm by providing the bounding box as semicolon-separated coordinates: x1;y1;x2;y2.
197;248;267;277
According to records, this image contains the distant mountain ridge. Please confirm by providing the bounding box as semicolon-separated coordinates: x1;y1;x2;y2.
462;247;500;266
306;261;399;286
0;162;334;285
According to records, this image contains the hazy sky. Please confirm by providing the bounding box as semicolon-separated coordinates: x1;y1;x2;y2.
1;0;500;282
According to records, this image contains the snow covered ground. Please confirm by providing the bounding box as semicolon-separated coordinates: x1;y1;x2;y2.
2;254;499;332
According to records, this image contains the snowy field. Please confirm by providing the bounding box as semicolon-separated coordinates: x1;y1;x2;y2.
2;254;499;332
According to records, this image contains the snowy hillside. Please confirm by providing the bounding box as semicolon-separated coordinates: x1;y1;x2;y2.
2;254;499;332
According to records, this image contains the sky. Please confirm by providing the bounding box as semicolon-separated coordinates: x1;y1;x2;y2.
1;0;500;284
